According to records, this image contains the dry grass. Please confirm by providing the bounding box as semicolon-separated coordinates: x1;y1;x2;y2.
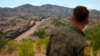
0;38;47;56
0;40;100;56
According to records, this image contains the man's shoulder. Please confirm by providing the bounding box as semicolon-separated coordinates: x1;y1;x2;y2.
51;26;70;34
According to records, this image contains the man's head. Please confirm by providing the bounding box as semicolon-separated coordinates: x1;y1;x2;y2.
71;6;89;31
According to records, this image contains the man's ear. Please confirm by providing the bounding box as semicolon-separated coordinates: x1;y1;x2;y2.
82;25;88;32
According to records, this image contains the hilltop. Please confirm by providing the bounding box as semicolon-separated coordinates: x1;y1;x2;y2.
0;4;100;17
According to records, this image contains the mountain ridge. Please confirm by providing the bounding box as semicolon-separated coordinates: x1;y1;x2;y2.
0;4;100;17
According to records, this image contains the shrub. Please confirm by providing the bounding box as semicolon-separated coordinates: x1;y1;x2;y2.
6;40;18;54
18;39;34;56
33;29;47;38
85;24;100;55
0;37;9;50
35;36;49;53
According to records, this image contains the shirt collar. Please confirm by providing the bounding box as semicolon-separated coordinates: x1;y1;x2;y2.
69;23;85;37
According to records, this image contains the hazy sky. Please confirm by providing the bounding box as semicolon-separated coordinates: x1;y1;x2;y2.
0;0;100;10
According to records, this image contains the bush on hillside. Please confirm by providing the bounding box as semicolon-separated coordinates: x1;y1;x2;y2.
85;24;100;55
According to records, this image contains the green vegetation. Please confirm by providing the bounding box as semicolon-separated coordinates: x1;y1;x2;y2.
18;39;35;56
6;40;18;54
0;36;49;56
0;31;6;37
17;16;28;20
0;32;9;50
36;36;49;48
5;29;20;38
0;22;100;56
0;37;9;50
85;24;100;55
35;36;49;54
52;18;67;27
33;29;47;38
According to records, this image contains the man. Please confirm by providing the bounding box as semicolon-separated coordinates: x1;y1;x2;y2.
46;6;90;56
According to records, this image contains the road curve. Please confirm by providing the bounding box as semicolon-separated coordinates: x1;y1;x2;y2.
15;19;44;41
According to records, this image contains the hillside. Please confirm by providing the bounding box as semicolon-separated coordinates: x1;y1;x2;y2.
0;4;100;39
0;16;36;39
0;4;100;17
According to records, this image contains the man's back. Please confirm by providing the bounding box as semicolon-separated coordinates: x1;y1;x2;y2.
46;24;88;56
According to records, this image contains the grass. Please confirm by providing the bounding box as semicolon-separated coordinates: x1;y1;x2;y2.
85;24;100;56
0;36;49;56
18;39;35;56
35;36;49;53
0;37;9;50
1;24;100;56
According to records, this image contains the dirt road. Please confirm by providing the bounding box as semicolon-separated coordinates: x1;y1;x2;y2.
15;20;44;40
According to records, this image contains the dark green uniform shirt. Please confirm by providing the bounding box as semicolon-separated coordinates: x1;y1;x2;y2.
46;24;88;56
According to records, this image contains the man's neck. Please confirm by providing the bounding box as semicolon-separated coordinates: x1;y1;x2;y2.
72;22;84;32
